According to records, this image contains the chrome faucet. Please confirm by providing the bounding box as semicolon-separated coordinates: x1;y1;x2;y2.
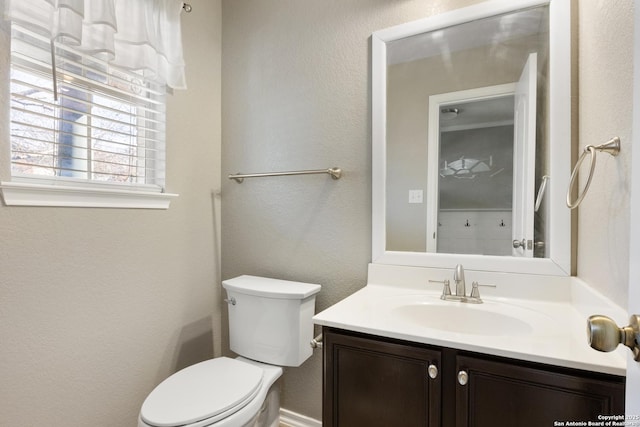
429;264;496;304
453;264;466;297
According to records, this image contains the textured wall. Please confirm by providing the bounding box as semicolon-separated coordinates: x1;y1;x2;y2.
220;0;481;420
576;0;633;307
0;1;222;425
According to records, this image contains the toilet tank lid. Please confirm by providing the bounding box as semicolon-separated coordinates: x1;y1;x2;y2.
222;275;321;299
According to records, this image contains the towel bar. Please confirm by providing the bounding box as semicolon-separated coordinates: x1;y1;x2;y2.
229;167;342;183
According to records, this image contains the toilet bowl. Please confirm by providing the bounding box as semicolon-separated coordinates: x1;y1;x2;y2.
138;276;321;427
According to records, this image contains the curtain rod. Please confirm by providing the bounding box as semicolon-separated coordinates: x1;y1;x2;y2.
183;3;192;13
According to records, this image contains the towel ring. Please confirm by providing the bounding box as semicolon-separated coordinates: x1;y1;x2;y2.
566;137;620;209
534;175;549;212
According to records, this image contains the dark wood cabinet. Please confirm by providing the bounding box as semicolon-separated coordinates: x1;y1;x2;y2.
323;327;625;427
323;327;442;427
455;354;625;427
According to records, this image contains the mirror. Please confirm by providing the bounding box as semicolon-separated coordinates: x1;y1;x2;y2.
372;0;571;275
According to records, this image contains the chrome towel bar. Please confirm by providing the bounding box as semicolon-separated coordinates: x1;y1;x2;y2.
229;167;342;183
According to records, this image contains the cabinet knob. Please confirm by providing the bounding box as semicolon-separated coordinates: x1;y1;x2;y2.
428;364;438;379
457;370;468;386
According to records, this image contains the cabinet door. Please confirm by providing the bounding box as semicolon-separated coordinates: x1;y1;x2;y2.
455;354;625;427
323;328;441;427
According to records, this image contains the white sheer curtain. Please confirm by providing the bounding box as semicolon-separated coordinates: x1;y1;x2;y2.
5;0;187;89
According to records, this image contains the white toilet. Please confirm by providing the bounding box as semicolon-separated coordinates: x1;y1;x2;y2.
138;275;321;427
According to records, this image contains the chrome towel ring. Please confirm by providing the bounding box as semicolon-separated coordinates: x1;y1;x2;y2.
566;137;620;209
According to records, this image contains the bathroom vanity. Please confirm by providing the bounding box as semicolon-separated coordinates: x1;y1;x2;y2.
313;264;627;427
321;328;624;427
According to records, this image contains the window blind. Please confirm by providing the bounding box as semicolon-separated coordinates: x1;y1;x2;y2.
9;24;167;191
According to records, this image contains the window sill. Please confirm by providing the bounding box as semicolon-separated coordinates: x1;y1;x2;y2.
0;181;178;209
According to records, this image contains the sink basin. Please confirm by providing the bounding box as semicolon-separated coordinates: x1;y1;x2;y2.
389;299;557;336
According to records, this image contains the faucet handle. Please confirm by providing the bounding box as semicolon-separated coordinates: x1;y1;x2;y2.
470;281;497;299
429;279;452;297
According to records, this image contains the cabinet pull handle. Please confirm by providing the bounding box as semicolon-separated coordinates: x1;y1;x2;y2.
457;370;468;386
428;364;438;379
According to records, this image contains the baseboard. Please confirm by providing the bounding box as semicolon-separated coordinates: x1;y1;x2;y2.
279;408;322;427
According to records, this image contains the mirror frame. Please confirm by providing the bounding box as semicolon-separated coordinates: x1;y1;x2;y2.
371;0;571;276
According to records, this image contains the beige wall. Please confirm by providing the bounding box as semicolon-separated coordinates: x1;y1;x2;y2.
0;1;222;425
576;0;633;307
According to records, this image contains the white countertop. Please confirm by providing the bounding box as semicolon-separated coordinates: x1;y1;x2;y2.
313;264;628;376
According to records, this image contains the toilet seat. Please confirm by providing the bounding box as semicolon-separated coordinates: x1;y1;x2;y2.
140;357;264;427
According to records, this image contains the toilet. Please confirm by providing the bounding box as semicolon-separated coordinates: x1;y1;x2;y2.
138;275;321;427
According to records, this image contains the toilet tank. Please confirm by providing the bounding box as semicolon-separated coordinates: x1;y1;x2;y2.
222;275;321;367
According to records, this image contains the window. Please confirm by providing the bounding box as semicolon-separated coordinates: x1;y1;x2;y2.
2;24;177;208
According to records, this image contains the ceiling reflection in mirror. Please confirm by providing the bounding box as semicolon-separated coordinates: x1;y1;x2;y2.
385;5;550;258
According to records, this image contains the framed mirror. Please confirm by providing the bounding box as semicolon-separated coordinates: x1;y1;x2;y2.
372;0;571;275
